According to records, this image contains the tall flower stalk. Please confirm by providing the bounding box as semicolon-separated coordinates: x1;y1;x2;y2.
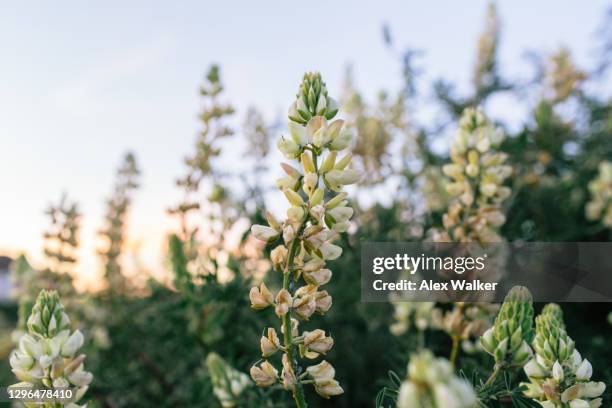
480;286;534;386
250;72;357;407
99;152;140;294
427;107;511;365
522;304;605;407
9;290;93;407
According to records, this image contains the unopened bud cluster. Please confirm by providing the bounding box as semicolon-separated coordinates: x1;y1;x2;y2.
396;350;476;408
9;290;93;407
480;286;534;367
433;107;512;242
585;161;612;228
206;353;251;407
522;304;605;408
250;72;358;404
288;72;339;126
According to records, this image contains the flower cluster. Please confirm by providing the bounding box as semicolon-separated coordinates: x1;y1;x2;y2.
9;289;93;408
206;353;251;408
586;161;612;228
250;72;357;405
480;286;534;368
432;302;499;354
432;107;512;243
396;350;477;408
522;304;605;408
390;301;435;336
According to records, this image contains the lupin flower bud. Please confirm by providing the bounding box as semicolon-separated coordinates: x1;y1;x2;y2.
206;353;251;408
480;286;534;367
288;72;339;125
396;350;476;408
9;290;93;407
521;303;605;407
278;137;301;159
250;72;356;405
27;289;70;338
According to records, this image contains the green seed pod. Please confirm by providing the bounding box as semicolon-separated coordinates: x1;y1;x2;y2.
480;286;534;366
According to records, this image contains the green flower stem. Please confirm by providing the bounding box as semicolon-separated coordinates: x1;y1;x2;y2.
450;335;461;367
483;364;503;388
282;220;308;408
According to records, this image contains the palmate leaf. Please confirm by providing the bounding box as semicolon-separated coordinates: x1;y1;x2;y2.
375;370;401;408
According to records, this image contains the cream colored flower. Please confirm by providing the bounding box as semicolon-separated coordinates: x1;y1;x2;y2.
293;294;316;320
270;246;288;271
250;225;280;243
275;289;293;317
306;360;335;381
314;378;343;398
315;291;332;314
260;328;281;357
249;361;278;387
303;329;334;354
303;268;332;286
249;283;274;310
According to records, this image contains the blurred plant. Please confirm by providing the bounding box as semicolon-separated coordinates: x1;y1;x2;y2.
431;107;511;243
431;302;499;364
423;108;512;365
10;255;38;336
98;152;140;294
544;47;586;104
435;2;511;118
480;286;534;386
9;289;93;407
206;352;252;407
522;304;605;407
169;64;235;262
341;67;401;184
396;350;476;407
390;301;435;337
250;72;358;406
585;161;612;228
43;194;81;276
242;107;273;209
473;2;501;95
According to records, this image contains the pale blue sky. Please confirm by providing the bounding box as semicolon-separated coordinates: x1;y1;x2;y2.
0;0;608;287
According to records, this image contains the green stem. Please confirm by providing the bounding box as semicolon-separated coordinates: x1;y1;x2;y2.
483;364;502;388
282;221;308;408
450;335;460;367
